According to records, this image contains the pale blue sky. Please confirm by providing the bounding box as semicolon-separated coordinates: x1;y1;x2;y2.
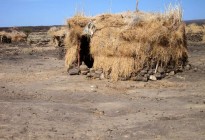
0;0;205;27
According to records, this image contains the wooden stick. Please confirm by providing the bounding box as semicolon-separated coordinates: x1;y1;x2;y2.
154;61;159;74
77;42;81;67
136;0;139;12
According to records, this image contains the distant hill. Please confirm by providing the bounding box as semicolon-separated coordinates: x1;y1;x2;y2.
185;19;205;25
0;25;65;32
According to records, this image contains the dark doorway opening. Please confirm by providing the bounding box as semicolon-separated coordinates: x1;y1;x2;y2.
79;35;94;68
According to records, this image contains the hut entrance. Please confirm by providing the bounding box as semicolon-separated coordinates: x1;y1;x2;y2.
79;35;94;68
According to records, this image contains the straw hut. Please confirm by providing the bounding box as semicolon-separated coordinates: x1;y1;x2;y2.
48;26;68;47
0;30;27;43
65;7;188;81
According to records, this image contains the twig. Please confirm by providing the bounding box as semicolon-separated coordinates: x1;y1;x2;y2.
154;61;159;74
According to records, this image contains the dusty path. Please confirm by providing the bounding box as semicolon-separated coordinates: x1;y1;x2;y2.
0;44;205;139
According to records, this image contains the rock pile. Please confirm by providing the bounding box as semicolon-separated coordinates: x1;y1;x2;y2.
68;62;192;82
68;62;105;80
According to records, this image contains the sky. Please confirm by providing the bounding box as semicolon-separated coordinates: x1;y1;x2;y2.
0;0;205;27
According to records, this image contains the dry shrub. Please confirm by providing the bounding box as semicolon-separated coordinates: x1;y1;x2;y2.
65;5;188;80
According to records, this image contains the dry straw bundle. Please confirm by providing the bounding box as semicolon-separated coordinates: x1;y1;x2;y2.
65;5;188;80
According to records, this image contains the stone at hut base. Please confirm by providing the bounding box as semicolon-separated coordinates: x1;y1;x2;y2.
80;62;89;71
154;73;162;80
100;73;105;80
81;70;89;75
69;68;80;75
169;71;175;76
157;67;165;74
149;75;157;81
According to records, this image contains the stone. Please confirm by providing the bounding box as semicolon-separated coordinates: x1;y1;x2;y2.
100;73;105;80
169;71;175;76
161;73;166;78
154;73;162;80
149;75;157;81
120;77;128;81
90;72;96;77
131;77;137;81
67;65;75;73
90;85;98;92
140;70;148;76
86;73;91;78
193;68;198;72
91;88;97;92
80;63;88;71
142;77;148;82
157;67;165;74
94;73;101;79
95;70;103;75
69;68;80;75
90;85;98;89
144;74;150;78
148;69;154;75
89;68;95;73
136;75;143;81
165;69;172;73
81;70;89;75
177;67;183;73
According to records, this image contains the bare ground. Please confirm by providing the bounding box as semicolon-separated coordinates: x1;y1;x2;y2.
0;43;205;140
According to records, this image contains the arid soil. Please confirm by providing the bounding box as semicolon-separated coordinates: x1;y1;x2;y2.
0;43;205;140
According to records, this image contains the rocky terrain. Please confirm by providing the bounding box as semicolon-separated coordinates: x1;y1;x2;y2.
0;24;204;139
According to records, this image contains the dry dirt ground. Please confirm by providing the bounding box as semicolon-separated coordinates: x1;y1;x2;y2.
0;43;205;140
